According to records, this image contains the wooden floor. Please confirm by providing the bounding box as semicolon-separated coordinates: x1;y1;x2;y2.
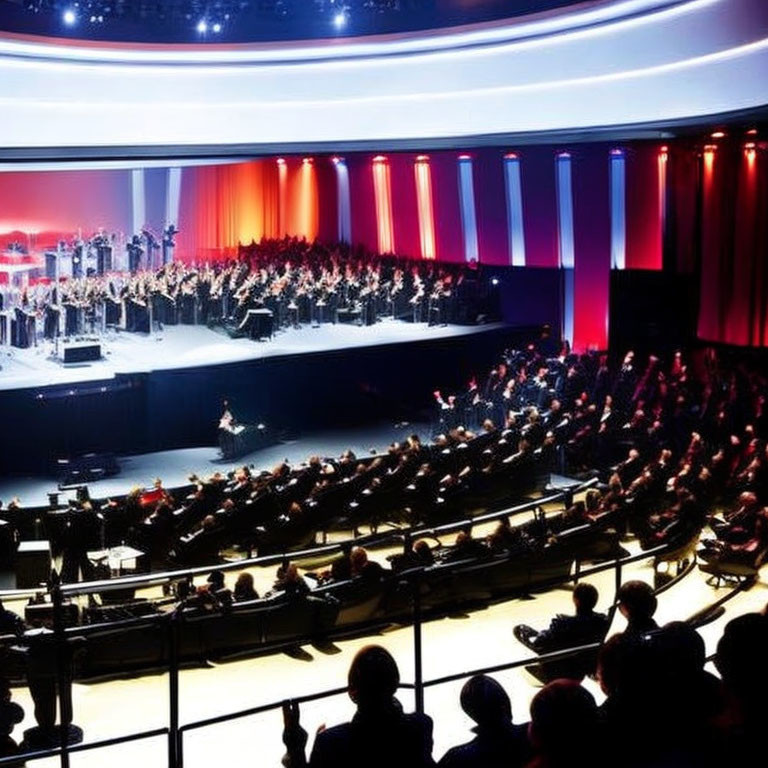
5;508;767;768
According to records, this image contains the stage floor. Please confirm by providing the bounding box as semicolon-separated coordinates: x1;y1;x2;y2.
0;319;505;392
0;421;431;507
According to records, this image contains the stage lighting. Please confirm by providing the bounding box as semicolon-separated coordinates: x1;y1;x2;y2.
491;278;500;286
213;23;222;33
334;12;347;29
62;8;76;26
197;20;208;34
711;130;726;139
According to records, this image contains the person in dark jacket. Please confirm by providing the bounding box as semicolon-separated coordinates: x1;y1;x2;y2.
282;644;433;768
513;583;609;681
438;674;529;768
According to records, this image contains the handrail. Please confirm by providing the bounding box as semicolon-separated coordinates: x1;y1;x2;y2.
0;727;170;767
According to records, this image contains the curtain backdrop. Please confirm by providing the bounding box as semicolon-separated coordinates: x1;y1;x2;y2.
697;143;768;346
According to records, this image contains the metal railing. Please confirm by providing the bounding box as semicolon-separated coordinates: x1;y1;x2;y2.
0;533;686;768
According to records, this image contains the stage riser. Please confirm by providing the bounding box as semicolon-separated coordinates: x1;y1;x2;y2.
0;325;543;473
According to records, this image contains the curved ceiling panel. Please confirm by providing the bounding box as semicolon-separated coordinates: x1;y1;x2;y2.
0;0;766;154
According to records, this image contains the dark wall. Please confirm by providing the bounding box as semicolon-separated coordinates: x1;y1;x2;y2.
609;270;698;362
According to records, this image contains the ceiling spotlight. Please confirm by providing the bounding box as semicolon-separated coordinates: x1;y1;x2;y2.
62;8;76;26
334;11;347;29
197;20;208;33
711;130;726;139
212;23;222;33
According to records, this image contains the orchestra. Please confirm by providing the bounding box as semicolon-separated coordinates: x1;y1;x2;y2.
0;237;486;349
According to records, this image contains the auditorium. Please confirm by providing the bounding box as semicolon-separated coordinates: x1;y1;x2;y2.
0;0;767;766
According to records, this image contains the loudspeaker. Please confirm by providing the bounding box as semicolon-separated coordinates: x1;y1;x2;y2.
16;540;51;589
62;342;101;363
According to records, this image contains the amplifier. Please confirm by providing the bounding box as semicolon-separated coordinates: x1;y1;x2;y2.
61;341;101;363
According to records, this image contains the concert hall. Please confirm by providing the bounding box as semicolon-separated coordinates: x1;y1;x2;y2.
0;0;767;766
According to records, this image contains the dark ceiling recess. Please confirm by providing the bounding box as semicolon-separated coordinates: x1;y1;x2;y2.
0;0;585;44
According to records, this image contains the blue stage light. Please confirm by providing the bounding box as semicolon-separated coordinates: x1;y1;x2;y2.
197;20;208;34
62;8;76;26
212;23;222;33
333;12;347;30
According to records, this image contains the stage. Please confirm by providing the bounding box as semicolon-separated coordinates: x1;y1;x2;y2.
0;320;533;474
0;421;430;508
0;319;506;392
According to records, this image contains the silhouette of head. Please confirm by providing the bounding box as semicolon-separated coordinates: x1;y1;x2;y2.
460;674;512;729
348;645;400;710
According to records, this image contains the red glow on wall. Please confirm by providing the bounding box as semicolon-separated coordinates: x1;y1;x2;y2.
278;158;288;236
372;156;394;254
414;156;436;259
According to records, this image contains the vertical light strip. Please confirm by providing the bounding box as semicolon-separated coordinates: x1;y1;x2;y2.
414;155;436;259
372;155;395;254
165;166;182;228
556;152;575;347
458;154;479;262
277;157;287;236
503;152;525;266
299;157;316;239
610;149;626;269
131;168;145;235
658;145;668;242
333;157;352;242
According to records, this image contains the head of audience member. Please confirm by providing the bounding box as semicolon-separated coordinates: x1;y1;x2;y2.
459;674;513;732
350;546;369;576
207;569;226;592
617;581;657;634
715;612;768;714
234;571;258;602
413;539;434;565
528;679;600;767
347;645;400;713
572;583;599;617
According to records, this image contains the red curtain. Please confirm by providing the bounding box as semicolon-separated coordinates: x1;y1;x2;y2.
178;160;280;262
697;143;768;346
626;143;663;270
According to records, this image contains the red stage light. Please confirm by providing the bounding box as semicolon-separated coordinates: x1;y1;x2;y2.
458;154;472;160
276;157;286;165
415;155;429;162
711;131;726;139
746;128;758;136
745;142;757;150
504;152;518;160
373;155;387;163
